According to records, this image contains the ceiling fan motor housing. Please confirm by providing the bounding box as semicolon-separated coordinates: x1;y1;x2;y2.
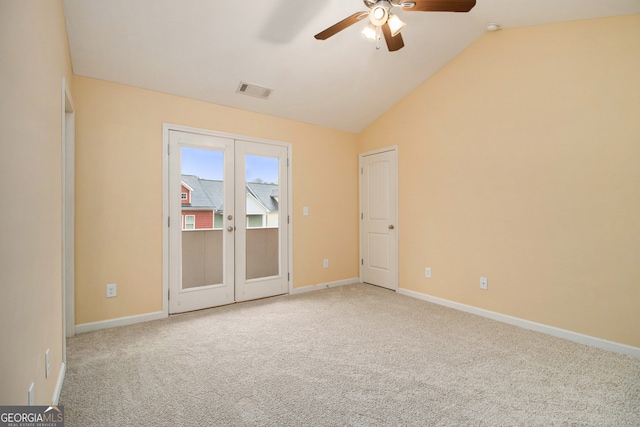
365;0;411;11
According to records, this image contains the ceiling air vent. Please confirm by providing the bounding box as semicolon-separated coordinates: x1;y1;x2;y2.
236;81;273;100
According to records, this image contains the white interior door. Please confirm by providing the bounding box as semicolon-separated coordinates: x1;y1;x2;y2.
360;147;398;290
168;130;289;314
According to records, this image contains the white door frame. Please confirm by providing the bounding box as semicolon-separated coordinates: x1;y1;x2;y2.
162;123;293;316
62;77;75;351
359;145;399;290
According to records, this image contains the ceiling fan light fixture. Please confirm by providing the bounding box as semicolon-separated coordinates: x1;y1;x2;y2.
361;22;378;40
369;5;388;26
387;14;406;37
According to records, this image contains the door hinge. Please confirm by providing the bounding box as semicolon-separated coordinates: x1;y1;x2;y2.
288;272;290;281
168;216;170;227
360;167;363;175
361;259;364;265
168;289;170;300
287;158;289;167
167;144;170;155
287;215;290;224
361;213;363;220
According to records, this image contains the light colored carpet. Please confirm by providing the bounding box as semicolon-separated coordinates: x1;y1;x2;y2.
60;283;640;426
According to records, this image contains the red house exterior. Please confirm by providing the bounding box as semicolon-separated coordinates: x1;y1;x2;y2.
181;183;215;229
181;209;214;229
181;184;192;204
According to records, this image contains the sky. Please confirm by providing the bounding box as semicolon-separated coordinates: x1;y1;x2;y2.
181;147;279;183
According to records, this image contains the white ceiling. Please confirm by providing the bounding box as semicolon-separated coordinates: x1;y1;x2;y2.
63;0;640;133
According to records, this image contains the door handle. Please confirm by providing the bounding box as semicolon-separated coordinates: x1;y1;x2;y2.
388;225;395;230
227;226;234;232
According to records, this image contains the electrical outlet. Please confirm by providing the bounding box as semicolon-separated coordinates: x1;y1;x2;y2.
480;277;488;290
45;349;50;379
323;259;329;268
28;383;34;406
106;283;117;298
425;267;432;278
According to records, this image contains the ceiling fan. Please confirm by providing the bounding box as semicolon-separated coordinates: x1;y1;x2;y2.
314;0;476;52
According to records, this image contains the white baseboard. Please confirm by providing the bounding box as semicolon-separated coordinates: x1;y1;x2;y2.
75;311;166;334
397;288;640;360
291;278;359;295
52;362;65;405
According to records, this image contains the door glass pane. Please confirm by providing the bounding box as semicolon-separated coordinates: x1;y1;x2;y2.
245;155;279;280
180;147;224;289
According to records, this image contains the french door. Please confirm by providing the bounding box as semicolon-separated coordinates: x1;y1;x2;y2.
168;129;289;314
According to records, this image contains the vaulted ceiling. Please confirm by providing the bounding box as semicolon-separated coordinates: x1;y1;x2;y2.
63;0;640;133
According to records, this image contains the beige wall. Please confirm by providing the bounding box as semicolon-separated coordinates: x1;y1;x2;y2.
358;15;640;347
0;1;72;404
73;76;359;324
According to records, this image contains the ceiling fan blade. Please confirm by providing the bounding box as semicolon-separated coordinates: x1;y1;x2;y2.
402;0;476;12
314;12;368;40
382;23;404;52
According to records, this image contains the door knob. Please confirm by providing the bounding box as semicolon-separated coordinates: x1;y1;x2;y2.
388;225;395;229
227;226;234;232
